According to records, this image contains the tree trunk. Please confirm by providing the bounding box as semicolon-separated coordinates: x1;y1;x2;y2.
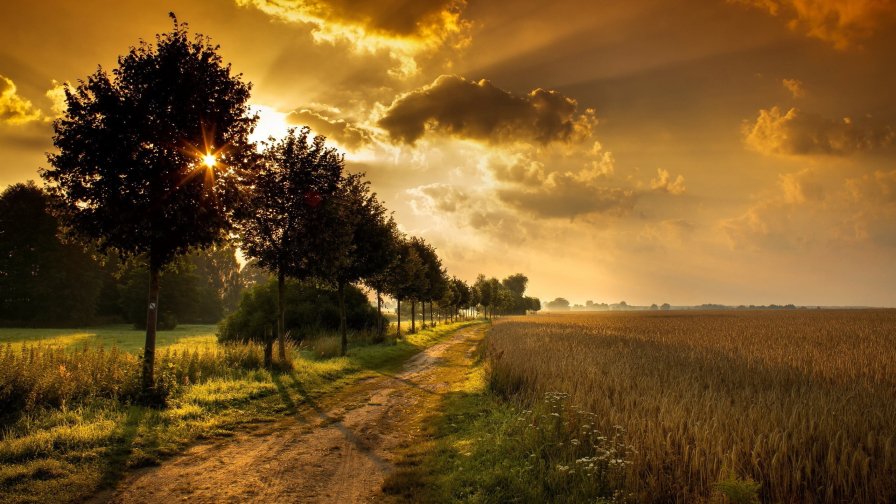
277;270;286;361
411;300;416;333
396;298;402;340
338;281;348;356
376;289;383;339
141;265;161;397
263;325;273;369
430;301;434;326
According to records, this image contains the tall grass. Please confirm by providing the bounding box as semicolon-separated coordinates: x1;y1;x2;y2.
0;342;287;416
487;310;896;503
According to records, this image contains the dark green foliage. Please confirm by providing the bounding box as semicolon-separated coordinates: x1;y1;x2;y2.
42;16;256;270
0;183;103;326
237;126;347;363
217;279;385;344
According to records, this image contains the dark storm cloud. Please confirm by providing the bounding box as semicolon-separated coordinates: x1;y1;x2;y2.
377;75;596;145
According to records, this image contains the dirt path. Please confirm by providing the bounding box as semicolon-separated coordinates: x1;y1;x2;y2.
104;323;487;504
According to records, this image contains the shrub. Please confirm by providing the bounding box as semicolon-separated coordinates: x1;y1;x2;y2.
217;279;385;344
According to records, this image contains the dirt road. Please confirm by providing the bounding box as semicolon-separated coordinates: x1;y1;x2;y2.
104;323;487;504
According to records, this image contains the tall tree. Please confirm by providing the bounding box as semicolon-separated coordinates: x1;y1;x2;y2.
309;173;395;356
363;223;401;341
474;274;492;319
413;239;446;328
238;127;343;367
383;237;424;338
41;15;256;398
407;237;435;332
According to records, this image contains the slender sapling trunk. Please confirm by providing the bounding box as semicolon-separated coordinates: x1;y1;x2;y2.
277;270;286;361
141;265;161;396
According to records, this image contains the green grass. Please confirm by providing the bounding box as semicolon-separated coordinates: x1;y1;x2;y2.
0;325;218;353
0;319;483;504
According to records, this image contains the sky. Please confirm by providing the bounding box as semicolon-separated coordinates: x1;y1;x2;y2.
1;0;895;306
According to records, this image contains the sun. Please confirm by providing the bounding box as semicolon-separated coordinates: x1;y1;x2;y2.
202;153;217;168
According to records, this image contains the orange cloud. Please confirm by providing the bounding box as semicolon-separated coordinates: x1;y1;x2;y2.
378;75;596;145
235;0;469;75
0;75;42;125
782;78;805;98
743;106;895;155
732;0;896;49
650;168;687;195
286;108;373;150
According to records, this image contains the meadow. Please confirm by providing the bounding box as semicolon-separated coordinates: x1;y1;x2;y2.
0;320;478;504
486;310;896;503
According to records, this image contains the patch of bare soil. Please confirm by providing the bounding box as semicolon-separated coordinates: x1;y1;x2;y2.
102;324;487;504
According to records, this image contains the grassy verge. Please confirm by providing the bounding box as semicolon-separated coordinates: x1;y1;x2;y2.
0;320;481;504
0;325;218;353
381;327;631;504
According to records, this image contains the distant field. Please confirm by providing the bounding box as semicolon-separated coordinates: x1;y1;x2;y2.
488;310;896;503
0;325;218;353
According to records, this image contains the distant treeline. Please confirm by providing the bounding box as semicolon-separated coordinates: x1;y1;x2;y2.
544;297;805;311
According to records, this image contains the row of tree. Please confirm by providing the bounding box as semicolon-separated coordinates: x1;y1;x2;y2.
34;17;539;399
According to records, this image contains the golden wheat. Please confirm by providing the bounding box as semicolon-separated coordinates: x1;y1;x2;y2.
487;310;896;503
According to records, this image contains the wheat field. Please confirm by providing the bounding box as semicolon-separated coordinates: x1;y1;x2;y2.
487;310;896;503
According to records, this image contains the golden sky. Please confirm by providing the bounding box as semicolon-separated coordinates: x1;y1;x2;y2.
2;0;895;306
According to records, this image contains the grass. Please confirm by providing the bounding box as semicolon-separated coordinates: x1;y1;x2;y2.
0;319;482;504
380;322;631;504
484;310;896;503
0;325;218;353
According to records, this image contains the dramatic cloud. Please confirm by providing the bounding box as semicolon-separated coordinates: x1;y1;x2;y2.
287;108;373;150
406;183;470;213
650;168;687;195
235;0;469;75
743;106;895;156
45;81;68;118
782;78;805;98
378;75;596;145
497;169;636;219
0;75;41;125
732;0;896;49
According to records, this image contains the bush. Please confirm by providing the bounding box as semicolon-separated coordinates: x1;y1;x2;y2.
217;279;386;344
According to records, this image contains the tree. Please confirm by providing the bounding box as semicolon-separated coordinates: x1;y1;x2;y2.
410;237;445;329
0;182;103;325
308;172;396;355
383;237;424;338
41;15;256;399
238;127;343;366
449;277;470;321
527;297;542;313
501;273;528;298
365;225;401;341
474;274;492;319
545;297;571;311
